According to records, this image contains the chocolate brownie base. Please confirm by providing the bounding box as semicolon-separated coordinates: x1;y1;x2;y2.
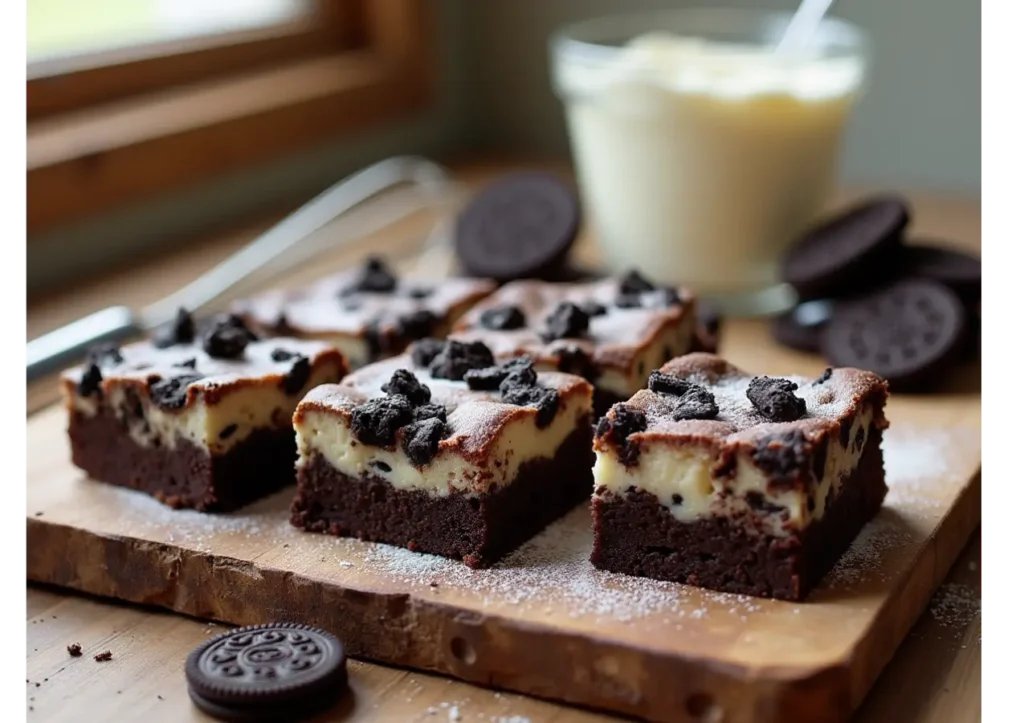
68;409;297;512
591;428;887;601
291;420;594;568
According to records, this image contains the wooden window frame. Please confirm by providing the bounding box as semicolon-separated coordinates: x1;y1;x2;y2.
27;0;434;235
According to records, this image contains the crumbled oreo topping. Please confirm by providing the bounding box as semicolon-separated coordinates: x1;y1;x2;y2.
497;358;539;392
647;370;690;396
751;430;814;485
620;269;656;294
87;343;124;368
541;301;589;342
427;340;495;381
480;305;526;331
412;403;447;424
671;386;719;421
500;384;560;428
207;313;259;341
578;300;607;318
341;256;397;295
152;308;196;348
270;348;299;362
595;403;647;466
381;369;432;406
397;310;438;341
350;396;414;447
647;370;719;420
280;356;311;395
406;286;433;299
401;417;447;466
410;338;445;368
78;364;104;397
174;358;197;369
613;293;644;309
202;325;250;359
746;376;807;422
148;373;203;410
813;368;833;385
464;356;535;391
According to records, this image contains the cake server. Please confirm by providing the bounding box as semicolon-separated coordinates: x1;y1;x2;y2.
26;155;459;382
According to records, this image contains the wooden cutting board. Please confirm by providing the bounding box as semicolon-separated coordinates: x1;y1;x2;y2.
25;321;981;723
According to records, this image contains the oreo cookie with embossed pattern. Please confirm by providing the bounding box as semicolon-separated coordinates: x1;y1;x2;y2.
822;279;968;391
185;622;347;722
455;172;580;282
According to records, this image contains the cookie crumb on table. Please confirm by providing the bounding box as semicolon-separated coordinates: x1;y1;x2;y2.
67;643;82;657
94;650;113;662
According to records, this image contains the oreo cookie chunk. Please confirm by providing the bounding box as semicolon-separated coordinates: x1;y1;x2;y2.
822;279;969;391
291;351;595;567
455;172;581;282
185;622;348;722
771;300;834;353
782;195;909;299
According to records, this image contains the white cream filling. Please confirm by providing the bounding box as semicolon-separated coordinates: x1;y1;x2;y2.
70;364;340;454
296;395;591;496
594;408;875;536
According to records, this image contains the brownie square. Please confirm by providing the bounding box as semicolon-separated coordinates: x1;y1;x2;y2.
290;342;594;567
590;353;890;601
61;313;347;512
448;270;707;414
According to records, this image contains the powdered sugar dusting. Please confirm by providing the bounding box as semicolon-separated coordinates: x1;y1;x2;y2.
362;505;769;622
881;426;979;512
823;512;914;588
108;486;296;551
74;426;976;628
929;583;981;629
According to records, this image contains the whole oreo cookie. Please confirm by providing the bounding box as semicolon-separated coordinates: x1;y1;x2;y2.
899;242;981;303
455;172;580;282
185;622;347;722
770;300;834;353
822;279;969;390
781;195;909;299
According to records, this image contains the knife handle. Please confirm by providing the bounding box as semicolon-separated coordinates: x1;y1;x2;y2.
27;306;141;383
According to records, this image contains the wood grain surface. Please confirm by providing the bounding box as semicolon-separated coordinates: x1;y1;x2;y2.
26;158;982;722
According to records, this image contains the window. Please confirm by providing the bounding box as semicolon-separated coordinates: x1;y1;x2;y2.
27;0;433;234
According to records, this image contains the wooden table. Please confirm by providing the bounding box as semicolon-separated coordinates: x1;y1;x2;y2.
26;160;981;722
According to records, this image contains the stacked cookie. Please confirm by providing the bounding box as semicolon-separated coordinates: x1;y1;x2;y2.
775;195;981;391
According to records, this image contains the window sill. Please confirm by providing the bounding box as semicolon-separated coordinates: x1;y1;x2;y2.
26;0;434;235
28;51;430;234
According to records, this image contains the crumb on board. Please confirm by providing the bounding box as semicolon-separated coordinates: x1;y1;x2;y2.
67;643;82;657
94;650;113;662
